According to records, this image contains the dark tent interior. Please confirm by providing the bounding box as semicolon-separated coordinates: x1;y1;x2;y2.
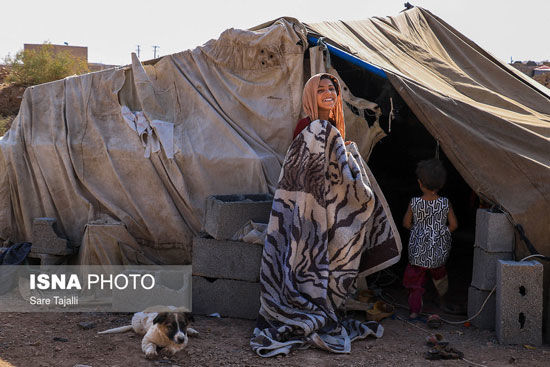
324;51;480;312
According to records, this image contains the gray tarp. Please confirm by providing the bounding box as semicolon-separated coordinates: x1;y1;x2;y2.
307;7;550;259
0;18;308;264
306;6;550;338
1;8;548;281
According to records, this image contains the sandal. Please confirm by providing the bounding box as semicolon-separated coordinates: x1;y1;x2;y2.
427;314;442;329
366;301;395;322
425;333;449;347
425;345;464;360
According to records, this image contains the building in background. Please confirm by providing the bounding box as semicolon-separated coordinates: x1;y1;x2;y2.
533;65;550;76
23;44;117;71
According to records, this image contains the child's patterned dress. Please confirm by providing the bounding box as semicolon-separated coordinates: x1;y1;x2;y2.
408;197;451;268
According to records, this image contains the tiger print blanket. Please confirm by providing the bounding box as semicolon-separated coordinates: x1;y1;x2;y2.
251;120;400;357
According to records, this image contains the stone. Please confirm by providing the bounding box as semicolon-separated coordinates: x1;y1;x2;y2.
77;321;96;330
192;276;260;320
496;260;543;346
471;246;513;290
204;194;273;240
474;209;514;253
192;237;263;282
468;285;496;330
31;218;75;256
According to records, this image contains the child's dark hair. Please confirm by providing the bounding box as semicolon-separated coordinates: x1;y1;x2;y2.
416;159;446;191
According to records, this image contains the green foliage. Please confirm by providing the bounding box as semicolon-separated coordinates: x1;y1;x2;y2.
0;115;15;136
4;43;89;86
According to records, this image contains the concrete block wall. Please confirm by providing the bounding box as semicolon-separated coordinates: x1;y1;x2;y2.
471;247;513;290
468;209;514;330
496;260;543;345
192;276;261;320
474;209;514;253
203;194;273;240
193;194;271;319
191;236;263;319
193;237;263;282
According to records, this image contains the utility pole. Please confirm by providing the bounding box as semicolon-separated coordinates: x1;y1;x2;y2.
136;45;141;58
153;45;160;59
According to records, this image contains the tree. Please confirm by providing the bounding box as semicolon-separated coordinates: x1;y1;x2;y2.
4;42;89;86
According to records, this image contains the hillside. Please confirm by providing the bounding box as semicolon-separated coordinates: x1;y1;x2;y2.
0;65;24;135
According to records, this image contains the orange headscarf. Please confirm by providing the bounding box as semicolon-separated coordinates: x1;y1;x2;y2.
302;73;345;141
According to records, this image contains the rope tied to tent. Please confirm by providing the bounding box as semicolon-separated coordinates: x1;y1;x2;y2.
316;37;332;71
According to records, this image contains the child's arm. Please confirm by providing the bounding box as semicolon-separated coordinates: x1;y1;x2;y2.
403;202;413;230
448;203;458;232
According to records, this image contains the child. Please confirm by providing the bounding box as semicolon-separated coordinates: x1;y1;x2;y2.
402;159;458;319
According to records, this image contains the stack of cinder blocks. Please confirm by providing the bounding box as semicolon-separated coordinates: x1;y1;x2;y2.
468;209;514;330
192;194;272;319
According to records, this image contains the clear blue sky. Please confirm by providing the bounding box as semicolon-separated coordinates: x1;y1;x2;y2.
1;0;548;66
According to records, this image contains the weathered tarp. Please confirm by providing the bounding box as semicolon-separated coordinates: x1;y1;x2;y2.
306;7;550;259
307;6;550;338
0;18;308;264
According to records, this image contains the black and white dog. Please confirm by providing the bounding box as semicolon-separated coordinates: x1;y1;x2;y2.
99;309;197;358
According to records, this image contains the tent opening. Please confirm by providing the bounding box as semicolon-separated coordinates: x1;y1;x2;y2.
329;52;478;309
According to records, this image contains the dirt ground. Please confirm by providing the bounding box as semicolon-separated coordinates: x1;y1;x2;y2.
1;306;549;367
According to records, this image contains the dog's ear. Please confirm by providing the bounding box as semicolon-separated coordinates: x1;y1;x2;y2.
185;312;194;323
153;312;168;324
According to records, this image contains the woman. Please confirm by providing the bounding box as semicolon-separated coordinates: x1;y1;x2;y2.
250;73;384;357
293;73;345;140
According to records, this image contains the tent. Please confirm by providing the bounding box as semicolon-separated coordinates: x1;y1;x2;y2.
303;7;549;339
0;7;548;334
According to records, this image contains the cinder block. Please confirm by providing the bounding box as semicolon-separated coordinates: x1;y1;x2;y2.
496;260;543;346
31;218;75;256
204;194;273;240
475;209;514;252
26;253;67;265
192;237;263;282
192;276;260;319
468;285;496;330
471;247;513;290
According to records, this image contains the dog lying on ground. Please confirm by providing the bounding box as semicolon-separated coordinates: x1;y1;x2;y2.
98;309;197;358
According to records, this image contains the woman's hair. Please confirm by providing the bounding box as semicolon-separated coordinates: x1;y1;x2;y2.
302;73;345;140
416;159;447;191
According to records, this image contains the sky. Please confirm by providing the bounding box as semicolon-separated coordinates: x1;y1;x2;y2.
1;0;549;66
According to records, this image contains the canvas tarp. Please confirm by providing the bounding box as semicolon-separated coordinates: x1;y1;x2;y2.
306;7;550;259
0;18;308;264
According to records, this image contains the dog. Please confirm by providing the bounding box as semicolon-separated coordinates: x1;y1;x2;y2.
98;309;197;358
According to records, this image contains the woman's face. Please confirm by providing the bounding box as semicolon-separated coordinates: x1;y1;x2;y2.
316;78;337;113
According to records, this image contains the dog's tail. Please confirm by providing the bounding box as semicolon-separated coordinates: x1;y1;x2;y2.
97;325;133;334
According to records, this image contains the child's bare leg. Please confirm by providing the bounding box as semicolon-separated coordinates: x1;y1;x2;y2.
431;267;449;311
